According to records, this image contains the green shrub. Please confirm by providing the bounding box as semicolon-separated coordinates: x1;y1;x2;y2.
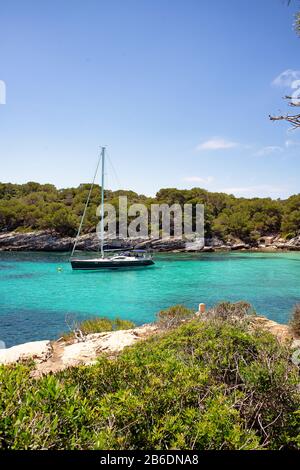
0;316;299;450
62;317;135;341
208;301;256;320
156;304;195;328
283;232;295;240
289;304;300;338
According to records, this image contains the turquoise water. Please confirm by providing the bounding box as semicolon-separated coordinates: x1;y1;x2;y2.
0;251;300;347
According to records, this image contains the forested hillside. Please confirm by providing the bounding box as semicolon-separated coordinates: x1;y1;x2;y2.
0;182;300;242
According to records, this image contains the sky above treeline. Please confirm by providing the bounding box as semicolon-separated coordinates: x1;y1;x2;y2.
0;0;300;198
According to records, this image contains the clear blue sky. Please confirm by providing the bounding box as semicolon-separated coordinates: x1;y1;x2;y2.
0;0;300;198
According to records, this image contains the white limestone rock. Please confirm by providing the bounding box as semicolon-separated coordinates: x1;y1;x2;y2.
0;340;52;365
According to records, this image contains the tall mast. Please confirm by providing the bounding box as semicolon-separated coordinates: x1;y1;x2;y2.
100;146;105;258
70;151;101;260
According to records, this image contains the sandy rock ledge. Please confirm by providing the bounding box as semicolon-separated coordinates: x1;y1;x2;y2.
0;340;52;365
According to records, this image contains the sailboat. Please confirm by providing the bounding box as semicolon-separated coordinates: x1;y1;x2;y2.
70;147;154;270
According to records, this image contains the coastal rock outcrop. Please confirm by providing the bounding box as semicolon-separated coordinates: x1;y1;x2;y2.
0;316;296;376
60;326;157;368
231;243;250;250
134;237;186;251
0;231;74;252
32;324;158;376
0;324;158;375
286;235;300;249
0;231;133;252
205;237;224;247
0;340;52;365
250;316;292;343
1;230;300;252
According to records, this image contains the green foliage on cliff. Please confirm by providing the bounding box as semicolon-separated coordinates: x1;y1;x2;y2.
62;317;135;341
0;182;299;240
0;308;299;450
157;304;196;327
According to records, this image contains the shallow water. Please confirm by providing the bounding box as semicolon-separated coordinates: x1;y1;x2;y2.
0;251;300;347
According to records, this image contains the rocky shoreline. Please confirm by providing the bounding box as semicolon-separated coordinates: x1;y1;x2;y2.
0;323;159;376
0;230;300;252
0;313;298;377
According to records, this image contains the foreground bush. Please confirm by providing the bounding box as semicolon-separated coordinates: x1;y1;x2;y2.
207;301;256;320
0;313;299;450
156;304;195;328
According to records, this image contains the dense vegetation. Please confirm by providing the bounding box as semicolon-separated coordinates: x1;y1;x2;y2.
0;303;299;450
0;182;300;242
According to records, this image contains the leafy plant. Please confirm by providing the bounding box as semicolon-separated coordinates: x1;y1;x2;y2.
62;316;135;341
156;304;195;328
208;301;256;320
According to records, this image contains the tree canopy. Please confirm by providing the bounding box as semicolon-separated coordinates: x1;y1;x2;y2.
0;182;299;241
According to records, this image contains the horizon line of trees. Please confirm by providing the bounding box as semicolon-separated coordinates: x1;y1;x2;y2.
0;181;299;242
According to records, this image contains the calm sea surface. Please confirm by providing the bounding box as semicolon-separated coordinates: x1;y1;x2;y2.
0;251;300;347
